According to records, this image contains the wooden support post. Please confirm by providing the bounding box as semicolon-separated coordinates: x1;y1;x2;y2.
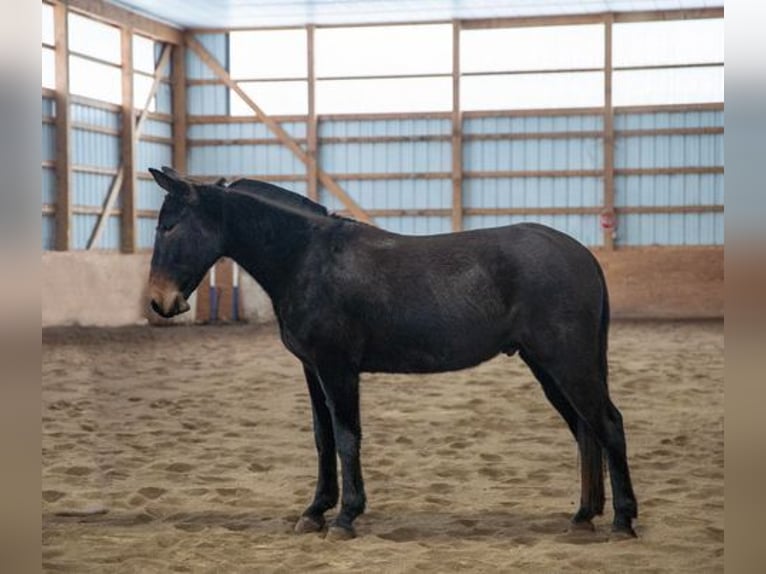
306;25;318;202
451;20;463;232
88;44;171;249
602;14;616;250
53;0;71;251
186;35;372;224
120;26;136;253
172;40;187;172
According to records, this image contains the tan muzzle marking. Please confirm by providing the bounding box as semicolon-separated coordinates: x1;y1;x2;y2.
148;273;190;317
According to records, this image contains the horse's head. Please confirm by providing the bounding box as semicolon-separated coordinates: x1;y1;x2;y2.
147;166;225;318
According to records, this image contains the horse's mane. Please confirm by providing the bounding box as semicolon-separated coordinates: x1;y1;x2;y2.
224;178;330;217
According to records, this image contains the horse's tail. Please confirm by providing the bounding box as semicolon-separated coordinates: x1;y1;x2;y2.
596;260;610;390
577;257;609;518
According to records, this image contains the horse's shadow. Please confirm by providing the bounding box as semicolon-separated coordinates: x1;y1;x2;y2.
45;508;611;544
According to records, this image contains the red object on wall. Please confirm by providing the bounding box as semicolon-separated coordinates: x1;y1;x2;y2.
600;210;616;230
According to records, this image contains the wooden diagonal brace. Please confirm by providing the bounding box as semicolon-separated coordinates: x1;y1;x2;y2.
87;44;172;249
186;35;372;225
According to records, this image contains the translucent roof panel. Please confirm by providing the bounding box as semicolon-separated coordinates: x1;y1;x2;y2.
108;0;723;29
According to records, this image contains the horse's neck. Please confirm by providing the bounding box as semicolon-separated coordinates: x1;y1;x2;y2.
222;192;316;300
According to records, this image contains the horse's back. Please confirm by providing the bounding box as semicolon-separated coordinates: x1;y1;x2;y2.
287;222;604;373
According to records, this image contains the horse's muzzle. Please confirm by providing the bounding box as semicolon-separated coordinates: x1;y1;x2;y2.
148;277;190;318
150;293;190;318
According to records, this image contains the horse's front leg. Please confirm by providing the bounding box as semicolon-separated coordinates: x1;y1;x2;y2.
314;360;365;540
294;365;339;534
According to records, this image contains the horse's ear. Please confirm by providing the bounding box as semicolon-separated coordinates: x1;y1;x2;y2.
149;167;198;204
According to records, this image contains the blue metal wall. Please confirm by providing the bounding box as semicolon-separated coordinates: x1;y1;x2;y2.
186;32;309;212
42;96;56;250
614;109;724;245
463;113;604;245
135;38;176;249
181;31;722;246
70;102;122;250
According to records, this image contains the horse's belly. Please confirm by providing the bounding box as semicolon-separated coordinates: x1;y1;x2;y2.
359;331;506;374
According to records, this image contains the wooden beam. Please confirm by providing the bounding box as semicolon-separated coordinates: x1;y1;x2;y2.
614;102;724;114
616;127;724;137
186;35;372;224
464;131;605;142
603;14;615;250
188;137;310;147
306;25;318;202
451;20;463;232
463;107;605;118
53;0;71;251
61;0;182;44
615;205;723;215
172;38;188;173
466;207;601;216
464;169;603;179
612;7;723;23
461;13;604;29
88;43;172;249
120;27;136;253
461;8;722;30
614;167;724;176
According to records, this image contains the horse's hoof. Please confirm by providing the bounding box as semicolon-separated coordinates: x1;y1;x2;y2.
610;526;637;541
294;515;324;534
325;525;356;541
569;519;595;533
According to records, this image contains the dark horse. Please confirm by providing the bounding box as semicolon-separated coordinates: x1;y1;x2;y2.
147;166;637;541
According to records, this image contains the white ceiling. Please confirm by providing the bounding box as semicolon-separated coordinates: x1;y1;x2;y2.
108;0;723;29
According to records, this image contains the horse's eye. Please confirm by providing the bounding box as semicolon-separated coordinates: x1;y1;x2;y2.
157;222;177;233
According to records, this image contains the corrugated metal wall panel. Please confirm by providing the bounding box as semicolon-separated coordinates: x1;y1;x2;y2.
137;141;173;173
187;33;229;116
464;176;602;209
42;167;57;205
188;144;306;176
464;214;602;246
463;114;603;135
72;172;117;207
155;82;173;114
42;123;56;162
187;33;227;80
614;134;723;169
319;179;451;211
72;129;121;168
42;215;56;251
70;104;121;129
188;121;306;140
72;214;120;250
137;178;165;210
138;217;157;250
42;97;55;118
617;213;723;246
187;85;229;116
143;119;173;139
613;109;724;246
318;118;451;138
463;137;603;171
614;110;723;130
615;173;723;207
319;141;450;174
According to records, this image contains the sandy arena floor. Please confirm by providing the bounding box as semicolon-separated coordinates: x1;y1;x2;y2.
42;320;723;573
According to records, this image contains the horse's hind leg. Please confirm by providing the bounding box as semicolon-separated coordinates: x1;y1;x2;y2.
522;354;605;530
544;362;637;537
295;365;339;534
